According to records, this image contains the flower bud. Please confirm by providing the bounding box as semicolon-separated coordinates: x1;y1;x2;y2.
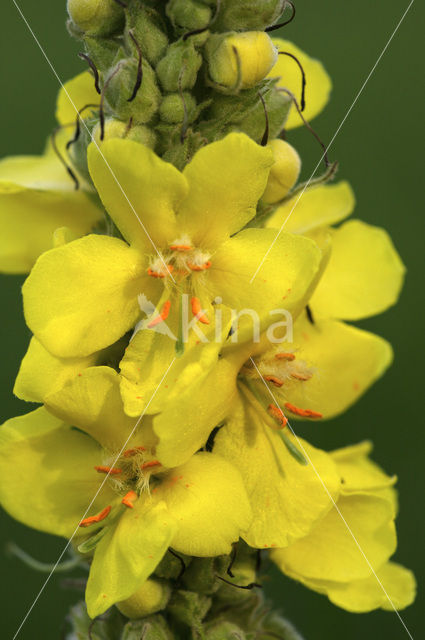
204;621;247;639
116;578;171;619
67;0;124;37
262;139;301;203
213;0;286;31
125;5;168;66
206;32;278;91
105;59;161;124
92;118;157;148
156;40;202;92
166;0;212;32
159;93;197;124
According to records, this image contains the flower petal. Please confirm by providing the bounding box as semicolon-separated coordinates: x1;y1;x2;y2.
88;139;188;251
45;366;140;451
269;39;332;130
0;408;114;538
14;337;98;403
86;499;176;618
331;441;397;494
215;399;340;548
153;452;252;556
120;303;232;417
56;71;100;126
0;153;102;273
177;133;273;247
208;228;322;339
265;316;393;420
23;234;154;357
271;493;397;583
265;182;355;234
327;562;416;612
154;348;248;468
310;220;406;320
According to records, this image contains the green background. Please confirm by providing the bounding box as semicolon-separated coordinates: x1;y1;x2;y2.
0;1;422;638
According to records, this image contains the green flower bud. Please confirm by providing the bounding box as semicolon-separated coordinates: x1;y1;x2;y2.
159;93;197;124
166;0;212;32
67;0;124;37
116;578;171;619
84;36;122;73
105;59;161;124
181;557;221;595
167;590;211;629
156;40;202;92
213;0;286;31
121;615;173;640
234;84;292;142
262;139;301;203
92;118;157;148
125;5;168;66
154;550;192;580
204;621;247;639
206;32;278;91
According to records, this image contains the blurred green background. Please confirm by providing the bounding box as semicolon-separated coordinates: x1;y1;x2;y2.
0;1;422;638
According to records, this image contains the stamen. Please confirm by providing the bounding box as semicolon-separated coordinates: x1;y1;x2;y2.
169;244;193;252
191;297;209;324
268;404;288;428
187;261;212;272
147;301;171;328
147;264;174;278
141;460;161;470
94;465;122;475
123;446;146;458
264;375;284;387
79;506;111;528
284;402;323;419
275;352;295;361
122;490;138;509
291;371;312;382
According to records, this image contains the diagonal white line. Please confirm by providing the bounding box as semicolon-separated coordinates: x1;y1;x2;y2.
249;357;414;640
250;0;415;284
11;0;176;283
12;358;176;640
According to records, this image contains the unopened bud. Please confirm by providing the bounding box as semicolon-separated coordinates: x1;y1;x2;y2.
262;139;301;203
121;615;173;640
116;578;171;619
166;0;212;32
205;621;247;639
159;93;197;124
67;0;124;37
214;0;286;31
92;118;157;148
156;40;202;92
125;6;168;66
105;59;161;124
206;32;278;91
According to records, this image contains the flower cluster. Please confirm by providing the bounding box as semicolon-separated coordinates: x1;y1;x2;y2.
0;1;415;637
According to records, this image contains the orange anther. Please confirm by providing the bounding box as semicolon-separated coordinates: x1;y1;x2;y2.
284;402;323;419
187;261;212;272
291;372;312;382
147;265;174;279
191;297;209;324
264;375;284;388
122;490;138;509
169;244;192;252
275;352;296;361
141;460;161;470
147;300;171;328
79;505;111;528
123;446;146;457
268;404;288;428
94;465;122;475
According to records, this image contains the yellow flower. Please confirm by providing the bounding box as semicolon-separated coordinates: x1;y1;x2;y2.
0;366;252;619
22;133;322;366
0;71;101;274
271;442;416;612
268;38;332;130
